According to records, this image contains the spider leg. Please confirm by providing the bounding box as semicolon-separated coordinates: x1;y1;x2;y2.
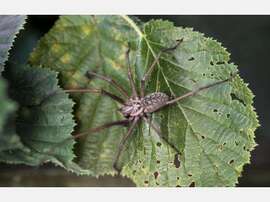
113;117;139;173
87;71;129;99
143;116;180;154
140;39;183;98
126;45;138;98
165;73;236;106
35;119;130;164
65;88;125;104
72;119;130;139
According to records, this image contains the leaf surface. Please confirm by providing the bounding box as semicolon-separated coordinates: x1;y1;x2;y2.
1;64;83;173
29;16;259;186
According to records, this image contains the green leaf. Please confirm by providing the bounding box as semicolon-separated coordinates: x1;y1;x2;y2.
0;15;26;73
29;16;259;186
1;64;84;173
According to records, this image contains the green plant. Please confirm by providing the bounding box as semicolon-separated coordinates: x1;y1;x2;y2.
0;15;259;187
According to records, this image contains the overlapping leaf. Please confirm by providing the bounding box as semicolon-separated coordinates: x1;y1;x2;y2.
0;64;84;173
0;15;26;72
29;16;258;186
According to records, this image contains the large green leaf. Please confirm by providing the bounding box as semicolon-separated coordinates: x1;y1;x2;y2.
0;15;26;72
1;64;84;173
29;15;259;186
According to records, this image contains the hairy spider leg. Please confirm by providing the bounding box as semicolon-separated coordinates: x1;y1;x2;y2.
65;88;125;104
34;119;130;166
113;117;140;173
126;45;139;98
63;119;129;144
165;73;237;106
87;71;129;99
140;38;184;98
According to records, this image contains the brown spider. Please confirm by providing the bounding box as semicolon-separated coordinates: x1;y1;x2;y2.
66;39;235;172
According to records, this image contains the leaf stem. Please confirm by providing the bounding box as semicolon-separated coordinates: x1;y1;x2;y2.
121;15;144;39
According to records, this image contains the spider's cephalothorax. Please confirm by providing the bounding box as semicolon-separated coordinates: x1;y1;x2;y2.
120;92;170;119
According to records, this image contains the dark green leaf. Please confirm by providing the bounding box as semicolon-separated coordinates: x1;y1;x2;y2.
1;64;85;173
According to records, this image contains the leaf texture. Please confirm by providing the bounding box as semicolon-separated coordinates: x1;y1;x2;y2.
1;64;83;173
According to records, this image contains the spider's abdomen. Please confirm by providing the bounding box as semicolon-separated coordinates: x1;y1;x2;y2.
142;92;169;113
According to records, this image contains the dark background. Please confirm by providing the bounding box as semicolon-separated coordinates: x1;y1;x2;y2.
0;15;268;187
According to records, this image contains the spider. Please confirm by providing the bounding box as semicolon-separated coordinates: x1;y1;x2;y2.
65;38;235;172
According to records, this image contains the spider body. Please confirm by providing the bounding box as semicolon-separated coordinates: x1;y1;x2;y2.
141;92;170;113
66;38;235;172
120;92;170;119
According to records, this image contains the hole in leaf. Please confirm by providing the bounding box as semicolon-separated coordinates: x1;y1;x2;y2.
174;154;181;168
177;177;180;180
213;109;218;113
188;173;192;177
235;141;239;146
154;171;159;179
229;160;234;164
156;142;162;147
201;135;205;139
156;160;161;164
210;61;214;65
188;57;195;61
144;180;149;184
226;113;230;118
230;93;246;106
176;185;181;187
216;61;225;65
210;73;214;77
189;182;195;187
202;73;206;77
218;144;223;151
223;142;226;146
